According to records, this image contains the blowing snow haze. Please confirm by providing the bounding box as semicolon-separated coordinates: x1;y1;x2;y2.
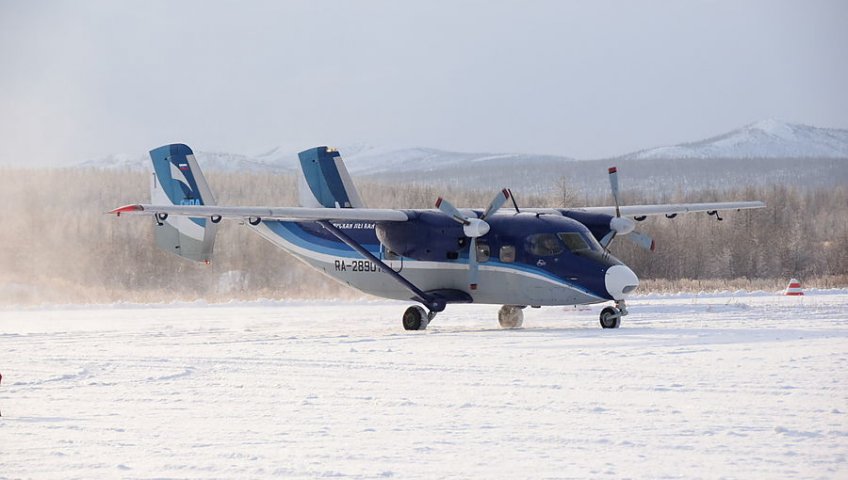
0;1;847;167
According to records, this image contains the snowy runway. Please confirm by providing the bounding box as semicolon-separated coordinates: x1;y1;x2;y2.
1;293;846;479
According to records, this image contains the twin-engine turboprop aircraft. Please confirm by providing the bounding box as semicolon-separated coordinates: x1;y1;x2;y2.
112;144;765;330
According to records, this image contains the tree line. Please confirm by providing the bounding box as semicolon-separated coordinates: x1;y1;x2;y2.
0;167;844;304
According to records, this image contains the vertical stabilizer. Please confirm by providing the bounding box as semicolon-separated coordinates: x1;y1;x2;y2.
149;144;218;262
297;147;365;208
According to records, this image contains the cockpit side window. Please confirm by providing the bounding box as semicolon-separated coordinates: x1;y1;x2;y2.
526;233;564;256
476;242;491;262
557;232;597;253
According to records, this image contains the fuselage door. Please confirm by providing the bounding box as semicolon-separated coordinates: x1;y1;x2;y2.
380;244;403;273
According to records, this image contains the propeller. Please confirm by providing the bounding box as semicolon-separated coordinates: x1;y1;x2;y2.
600;167;656;252
436;189;510;290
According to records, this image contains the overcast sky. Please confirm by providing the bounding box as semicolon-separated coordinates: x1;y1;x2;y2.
1;0;846;166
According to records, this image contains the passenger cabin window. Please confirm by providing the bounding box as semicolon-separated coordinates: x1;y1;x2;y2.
499;245;516;263
526;233;563;256
558;232;591;253
476;242;491;262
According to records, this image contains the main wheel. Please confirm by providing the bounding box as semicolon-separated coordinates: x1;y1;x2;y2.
498;305;524;329
403;306;429;331
599;306;621;329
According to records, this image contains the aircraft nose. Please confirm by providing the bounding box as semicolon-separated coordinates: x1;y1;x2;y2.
605;265;639;300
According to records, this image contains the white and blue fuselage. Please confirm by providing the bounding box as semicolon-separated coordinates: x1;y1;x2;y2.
250;214;618;307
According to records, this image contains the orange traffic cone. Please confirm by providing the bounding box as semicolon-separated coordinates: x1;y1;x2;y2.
784;278;804;296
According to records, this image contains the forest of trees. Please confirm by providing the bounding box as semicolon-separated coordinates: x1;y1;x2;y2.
0;167;845;305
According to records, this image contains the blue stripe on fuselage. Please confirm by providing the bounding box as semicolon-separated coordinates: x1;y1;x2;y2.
264;221;380;258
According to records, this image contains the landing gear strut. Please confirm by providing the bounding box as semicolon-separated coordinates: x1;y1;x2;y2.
599;300;628;329
498;305;525;329
403;306;435;331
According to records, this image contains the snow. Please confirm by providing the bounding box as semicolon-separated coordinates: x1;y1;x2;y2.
1;292;846;478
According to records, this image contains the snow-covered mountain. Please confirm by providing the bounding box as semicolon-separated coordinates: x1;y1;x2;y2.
78;151;290;173
621;120;848;160
79;144;574;177
73;120;847;194
342;146;572;176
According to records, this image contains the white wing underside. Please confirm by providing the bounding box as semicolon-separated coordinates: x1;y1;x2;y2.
114;204;410;222
568;201;765;217
112;200;764;223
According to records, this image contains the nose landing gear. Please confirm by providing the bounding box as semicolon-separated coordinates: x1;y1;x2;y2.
498;305;525;329
599;300;628;329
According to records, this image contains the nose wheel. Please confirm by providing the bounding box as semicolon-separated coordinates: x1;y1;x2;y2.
599;300;627;329
498;305;525;329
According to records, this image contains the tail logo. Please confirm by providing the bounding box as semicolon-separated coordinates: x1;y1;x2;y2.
169;162;198;205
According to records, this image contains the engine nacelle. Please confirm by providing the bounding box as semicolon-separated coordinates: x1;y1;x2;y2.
376;211;467;261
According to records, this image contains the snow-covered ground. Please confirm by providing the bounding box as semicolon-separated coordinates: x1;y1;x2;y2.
1;292;846;479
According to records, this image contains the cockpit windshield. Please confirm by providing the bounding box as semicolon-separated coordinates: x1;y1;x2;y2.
526;233;563;256
558;232;602;254
526;231;605;257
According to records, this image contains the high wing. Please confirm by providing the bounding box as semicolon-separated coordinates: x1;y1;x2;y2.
110;204;409;222
111;200;764;222
569;201;765;218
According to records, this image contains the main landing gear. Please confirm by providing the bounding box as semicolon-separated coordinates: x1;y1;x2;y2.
403;306;437;331
599;300;628;329
402;305;526;330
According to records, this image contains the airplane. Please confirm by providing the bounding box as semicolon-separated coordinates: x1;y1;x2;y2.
111;143;765;330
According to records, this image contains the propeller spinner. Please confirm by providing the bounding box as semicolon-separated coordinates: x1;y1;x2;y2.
436;189;510;290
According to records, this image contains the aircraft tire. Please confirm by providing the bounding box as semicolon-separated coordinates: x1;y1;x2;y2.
599;307;621;329
498;305;524;329
403;306;429;331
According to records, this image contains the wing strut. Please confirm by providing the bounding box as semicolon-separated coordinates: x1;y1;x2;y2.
317;221;447;313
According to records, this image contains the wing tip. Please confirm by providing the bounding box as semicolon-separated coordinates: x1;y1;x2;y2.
110;204;144;216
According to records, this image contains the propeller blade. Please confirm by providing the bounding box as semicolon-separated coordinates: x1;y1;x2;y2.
626;230;656;251
608;166;621;218
482;189;510;220
600;230;617;249
435;197;469;225
507;188;520;213
468;236;479;290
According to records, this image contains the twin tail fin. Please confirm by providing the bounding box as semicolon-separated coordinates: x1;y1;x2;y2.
149;144;218;263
